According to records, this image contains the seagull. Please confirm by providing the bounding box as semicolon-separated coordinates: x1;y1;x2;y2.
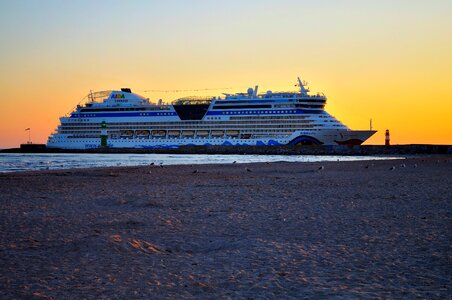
400;164;406;168
150;162;155;165
389;166;396;171
318;166;324;171
245;167;252;172
192;169;199;174
232;161;237;164
159;164;164;168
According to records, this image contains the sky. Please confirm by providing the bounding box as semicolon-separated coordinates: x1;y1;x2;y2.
0;0;451;148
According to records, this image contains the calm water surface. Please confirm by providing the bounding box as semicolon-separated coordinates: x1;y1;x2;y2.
0;153;402;173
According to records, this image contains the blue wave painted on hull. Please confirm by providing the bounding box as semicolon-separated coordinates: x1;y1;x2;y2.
288;136;323;145
129;140;284;149
267;140;283;145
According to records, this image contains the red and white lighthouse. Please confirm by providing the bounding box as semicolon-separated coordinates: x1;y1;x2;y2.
385;129;390;146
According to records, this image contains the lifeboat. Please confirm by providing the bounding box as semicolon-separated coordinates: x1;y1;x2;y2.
196;130;209;137
136;130;150;138
226;130;240;137
120;130;134;138
211;130;224;137
181;130;195;137
152;130;166;137
168;130;180;137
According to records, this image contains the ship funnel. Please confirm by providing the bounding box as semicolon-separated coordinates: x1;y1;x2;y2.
253;85;259;97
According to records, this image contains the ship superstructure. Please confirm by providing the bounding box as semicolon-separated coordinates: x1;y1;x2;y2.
47;78;376;149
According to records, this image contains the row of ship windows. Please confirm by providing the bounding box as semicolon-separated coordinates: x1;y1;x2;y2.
75;112;177;117
62;138;291;143
61;119;317;128
230;115;310;120
80;101;322;113
59;126;321;134
213;104;324;109
219;110;308;115
67;136;292;140
80;107;170;112
60;124;323;132
75;109;313;118
65;115;312;124
59;126;350;134
61;128;312;135
67;115;316;123
60;121;319;129
58;121;318;130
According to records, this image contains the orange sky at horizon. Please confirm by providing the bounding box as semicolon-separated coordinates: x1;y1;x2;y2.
1;0;451;148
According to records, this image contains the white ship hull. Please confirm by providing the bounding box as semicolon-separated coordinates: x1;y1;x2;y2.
48;129;376;149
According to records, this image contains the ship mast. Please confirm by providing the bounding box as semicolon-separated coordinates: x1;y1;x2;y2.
297;77;309;96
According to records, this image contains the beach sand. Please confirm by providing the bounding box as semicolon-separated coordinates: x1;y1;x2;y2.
0;156;450;298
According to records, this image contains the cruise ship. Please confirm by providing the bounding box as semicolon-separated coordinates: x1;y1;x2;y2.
47;78;376;149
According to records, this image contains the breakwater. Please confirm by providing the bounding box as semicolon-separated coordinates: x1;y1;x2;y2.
1;144;451;155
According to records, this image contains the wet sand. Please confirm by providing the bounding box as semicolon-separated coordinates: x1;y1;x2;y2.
0;156;450;298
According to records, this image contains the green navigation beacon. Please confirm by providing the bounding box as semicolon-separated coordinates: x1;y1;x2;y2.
100;121;108;147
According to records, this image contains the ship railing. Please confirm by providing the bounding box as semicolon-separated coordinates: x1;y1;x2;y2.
63;90;113;117
258;91;326;98
172;96;214;105
86;90;112;103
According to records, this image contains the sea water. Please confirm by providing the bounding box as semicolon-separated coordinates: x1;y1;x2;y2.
0;153;402;173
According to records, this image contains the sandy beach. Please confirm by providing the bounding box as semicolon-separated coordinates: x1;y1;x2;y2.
0;155;450;298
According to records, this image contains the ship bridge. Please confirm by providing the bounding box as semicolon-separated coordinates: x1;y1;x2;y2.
172;96;214;120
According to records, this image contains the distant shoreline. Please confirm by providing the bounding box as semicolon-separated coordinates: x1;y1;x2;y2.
1;144;451;155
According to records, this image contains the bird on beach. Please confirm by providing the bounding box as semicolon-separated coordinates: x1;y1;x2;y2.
150;162;155;165
318;166;324;171
192;169;199;174
400;164;406;168
159;164;164;168
232;161;237;164
389;166;396;171
245;167;252;172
